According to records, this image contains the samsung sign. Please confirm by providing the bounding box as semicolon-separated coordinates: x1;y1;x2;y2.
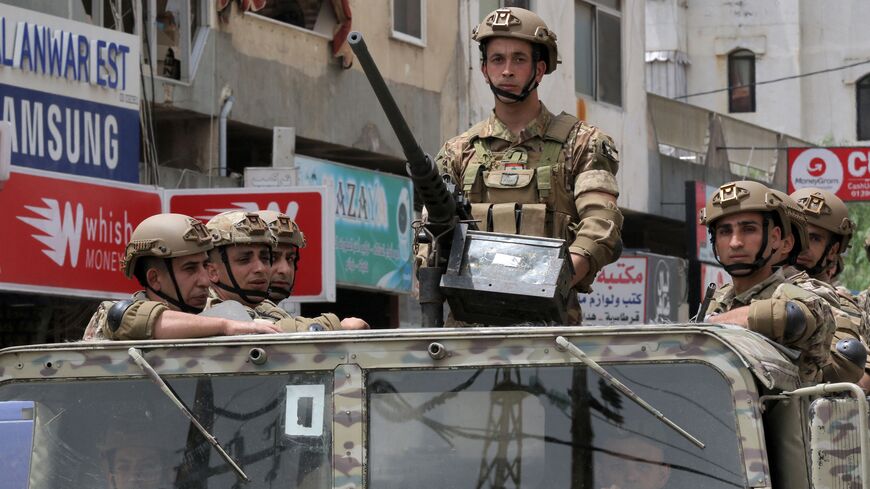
0;5;140;183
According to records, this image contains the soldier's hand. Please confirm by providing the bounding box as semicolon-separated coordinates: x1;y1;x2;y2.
340;317;370;330
570;252;591;287
223;319;282;335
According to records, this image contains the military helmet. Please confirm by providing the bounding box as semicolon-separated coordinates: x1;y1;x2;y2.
207;210;276;248
768;189;809;255
473;7;559;74
790;188;855;252
121;213;213;279
699;181;792;233
257;210;306;248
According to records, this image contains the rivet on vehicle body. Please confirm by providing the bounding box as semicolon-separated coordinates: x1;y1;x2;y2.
544;348;549;354
351;354;357;359
428;342;448;360
248;348;267;365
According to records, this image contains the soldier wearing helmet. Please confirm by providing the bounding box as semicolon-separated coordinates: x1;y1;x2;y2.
205;210;368;331
434;7;623;324
788;188;870;387
82;213;281;340
258;209;306;303
699;181;836;383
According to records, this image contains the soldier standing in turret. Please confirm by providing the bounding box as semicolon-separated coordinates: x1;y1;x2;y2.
83;213;280;340
435;7;623;324
699;181;835;383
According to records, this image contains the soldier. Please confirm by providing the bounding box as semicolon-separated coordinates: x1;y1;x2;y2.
205;210;368;330
790;188;870;386
83;213;280;340
435;7;623;324
699;181;835;383
257;210;305;303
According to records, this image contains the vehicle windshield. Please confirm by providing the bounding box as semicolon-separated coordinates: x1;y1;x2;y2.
368;362;745;489
0;372;332;489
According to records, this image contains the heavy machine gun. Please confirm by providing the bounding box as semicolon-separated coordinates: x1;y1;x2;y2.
348;32;573;327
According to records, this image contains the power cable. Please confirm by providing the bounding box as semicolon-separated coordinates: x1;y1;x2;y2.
675;58;870;100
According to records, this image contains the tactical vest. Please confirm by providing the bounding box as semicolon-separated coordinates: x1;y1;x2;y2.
462;112;580;240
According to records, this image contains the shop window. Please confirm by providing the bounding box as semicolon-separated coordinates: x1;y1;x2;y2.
142;0;209;82
575;1;622;107
857;74;870;140
392;0;425;45
252;0;326;30
478;0;530;21
728;49;755;113
80;0;137;33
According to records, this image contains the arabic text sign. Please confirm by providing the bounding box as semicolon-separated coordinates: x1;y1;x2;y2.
0;167;162;298
580;256;648;325
788;147;870;201
295;155;413;293
0;5;141;182
164;187;336;302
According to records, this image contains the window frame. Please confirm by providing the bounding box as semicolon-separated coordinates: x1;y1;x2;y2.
574;0;623;108
727;49;756;113
390;0;427;47
144;0;210;84
856;74;870;141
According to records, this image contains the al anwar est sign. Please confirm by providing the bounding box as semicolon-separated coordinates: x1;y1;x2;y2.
0;167;162;298
788;147;870;201
165;187;336;302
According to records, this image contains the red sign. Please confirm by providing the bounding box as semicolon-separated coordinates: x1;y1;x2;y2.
788;147;870;201
165;187;335;302
0;167;163;299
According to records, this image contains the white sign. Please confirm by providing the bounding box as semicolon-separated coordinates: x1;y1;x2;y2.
580;256;648;325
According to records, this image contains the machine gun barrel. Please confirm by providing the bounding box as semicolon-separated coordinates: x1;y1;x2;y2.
347;31;471;229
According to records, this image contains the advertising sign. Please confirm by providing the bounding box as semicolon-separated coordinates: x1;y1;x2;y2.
295;155;413;293
689;181;720;264
700;263;732;303
0;167;162;298
580;256;648;325
788;147;870;201
0;5;140;182
164;187;336;302
644;252;685;324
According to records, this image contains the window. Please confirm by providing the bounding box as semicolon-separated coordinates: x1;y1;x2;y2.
728;49;755;113
479;0;531;21
249;0;328;31
392;0;425;45
80;0;138;33
575;1;622;107
143;0;209;82
857;74;870;140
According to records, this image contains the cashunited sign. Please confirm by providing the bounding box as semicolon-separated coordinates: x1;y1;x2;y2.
0;5;140;182
788;147;870;201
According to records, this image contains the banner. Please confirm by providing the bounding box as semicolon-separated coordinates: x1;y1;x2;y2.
0;167;162;298
788;147;870;201
580;256;648;325
164;187;336;302
0;5;140;182
295;155;413;293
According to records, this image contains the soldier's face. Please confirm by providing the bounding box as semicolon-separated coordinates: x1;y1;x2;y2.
713;212;782;267
597;437;670;489
106;446;168;489
207;244;271;296
797;223;838;270
269;244;298;300
148;253;211;309
481;38;546;96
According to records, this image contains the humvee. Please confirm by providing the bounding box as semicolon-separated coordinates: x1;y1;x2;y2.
0;325;865;489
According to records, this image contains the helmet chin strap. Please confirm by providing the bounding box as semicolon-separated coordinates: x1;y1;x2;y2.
798;241;835;277
711;218;778;277
146;258;203;314
487;70;539;104
215;246;269;305
267;251;300;301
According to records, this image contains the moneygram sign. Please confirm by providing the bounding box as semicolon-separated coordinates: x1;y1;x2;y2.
0;5;140;182
788;147;870;201
0;167;162;298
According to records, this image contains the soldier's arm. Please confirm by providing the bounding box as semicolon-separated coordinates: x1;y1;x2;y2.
568;132;624;291
276;313;343;332
84;300;168;341
152;310;281;338
707;306;750;326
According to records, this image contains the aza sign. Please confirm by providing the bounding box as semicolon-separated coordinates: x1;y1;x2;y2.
0;167;162;298
788;147;870;201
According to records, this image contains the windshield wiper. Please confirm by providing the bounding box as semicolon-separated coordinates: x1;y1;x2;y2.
554;336;705;449
128;347;251;482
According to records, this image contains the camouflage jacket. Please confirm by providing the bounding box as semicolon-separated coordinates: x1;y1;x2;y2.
436;104;622;292
206;288;340;331
82;291;167;341
783;266;870;381
705;269;836;383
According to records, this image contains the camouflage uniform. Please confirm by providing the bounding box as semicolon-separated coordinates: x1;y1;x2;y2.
205;288;340;331
83;291;168;341
705;269;835;383
436;104;623;323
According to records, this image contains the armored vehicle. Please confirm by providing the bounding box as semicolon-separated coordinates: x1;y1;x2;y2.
0;324;866;489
